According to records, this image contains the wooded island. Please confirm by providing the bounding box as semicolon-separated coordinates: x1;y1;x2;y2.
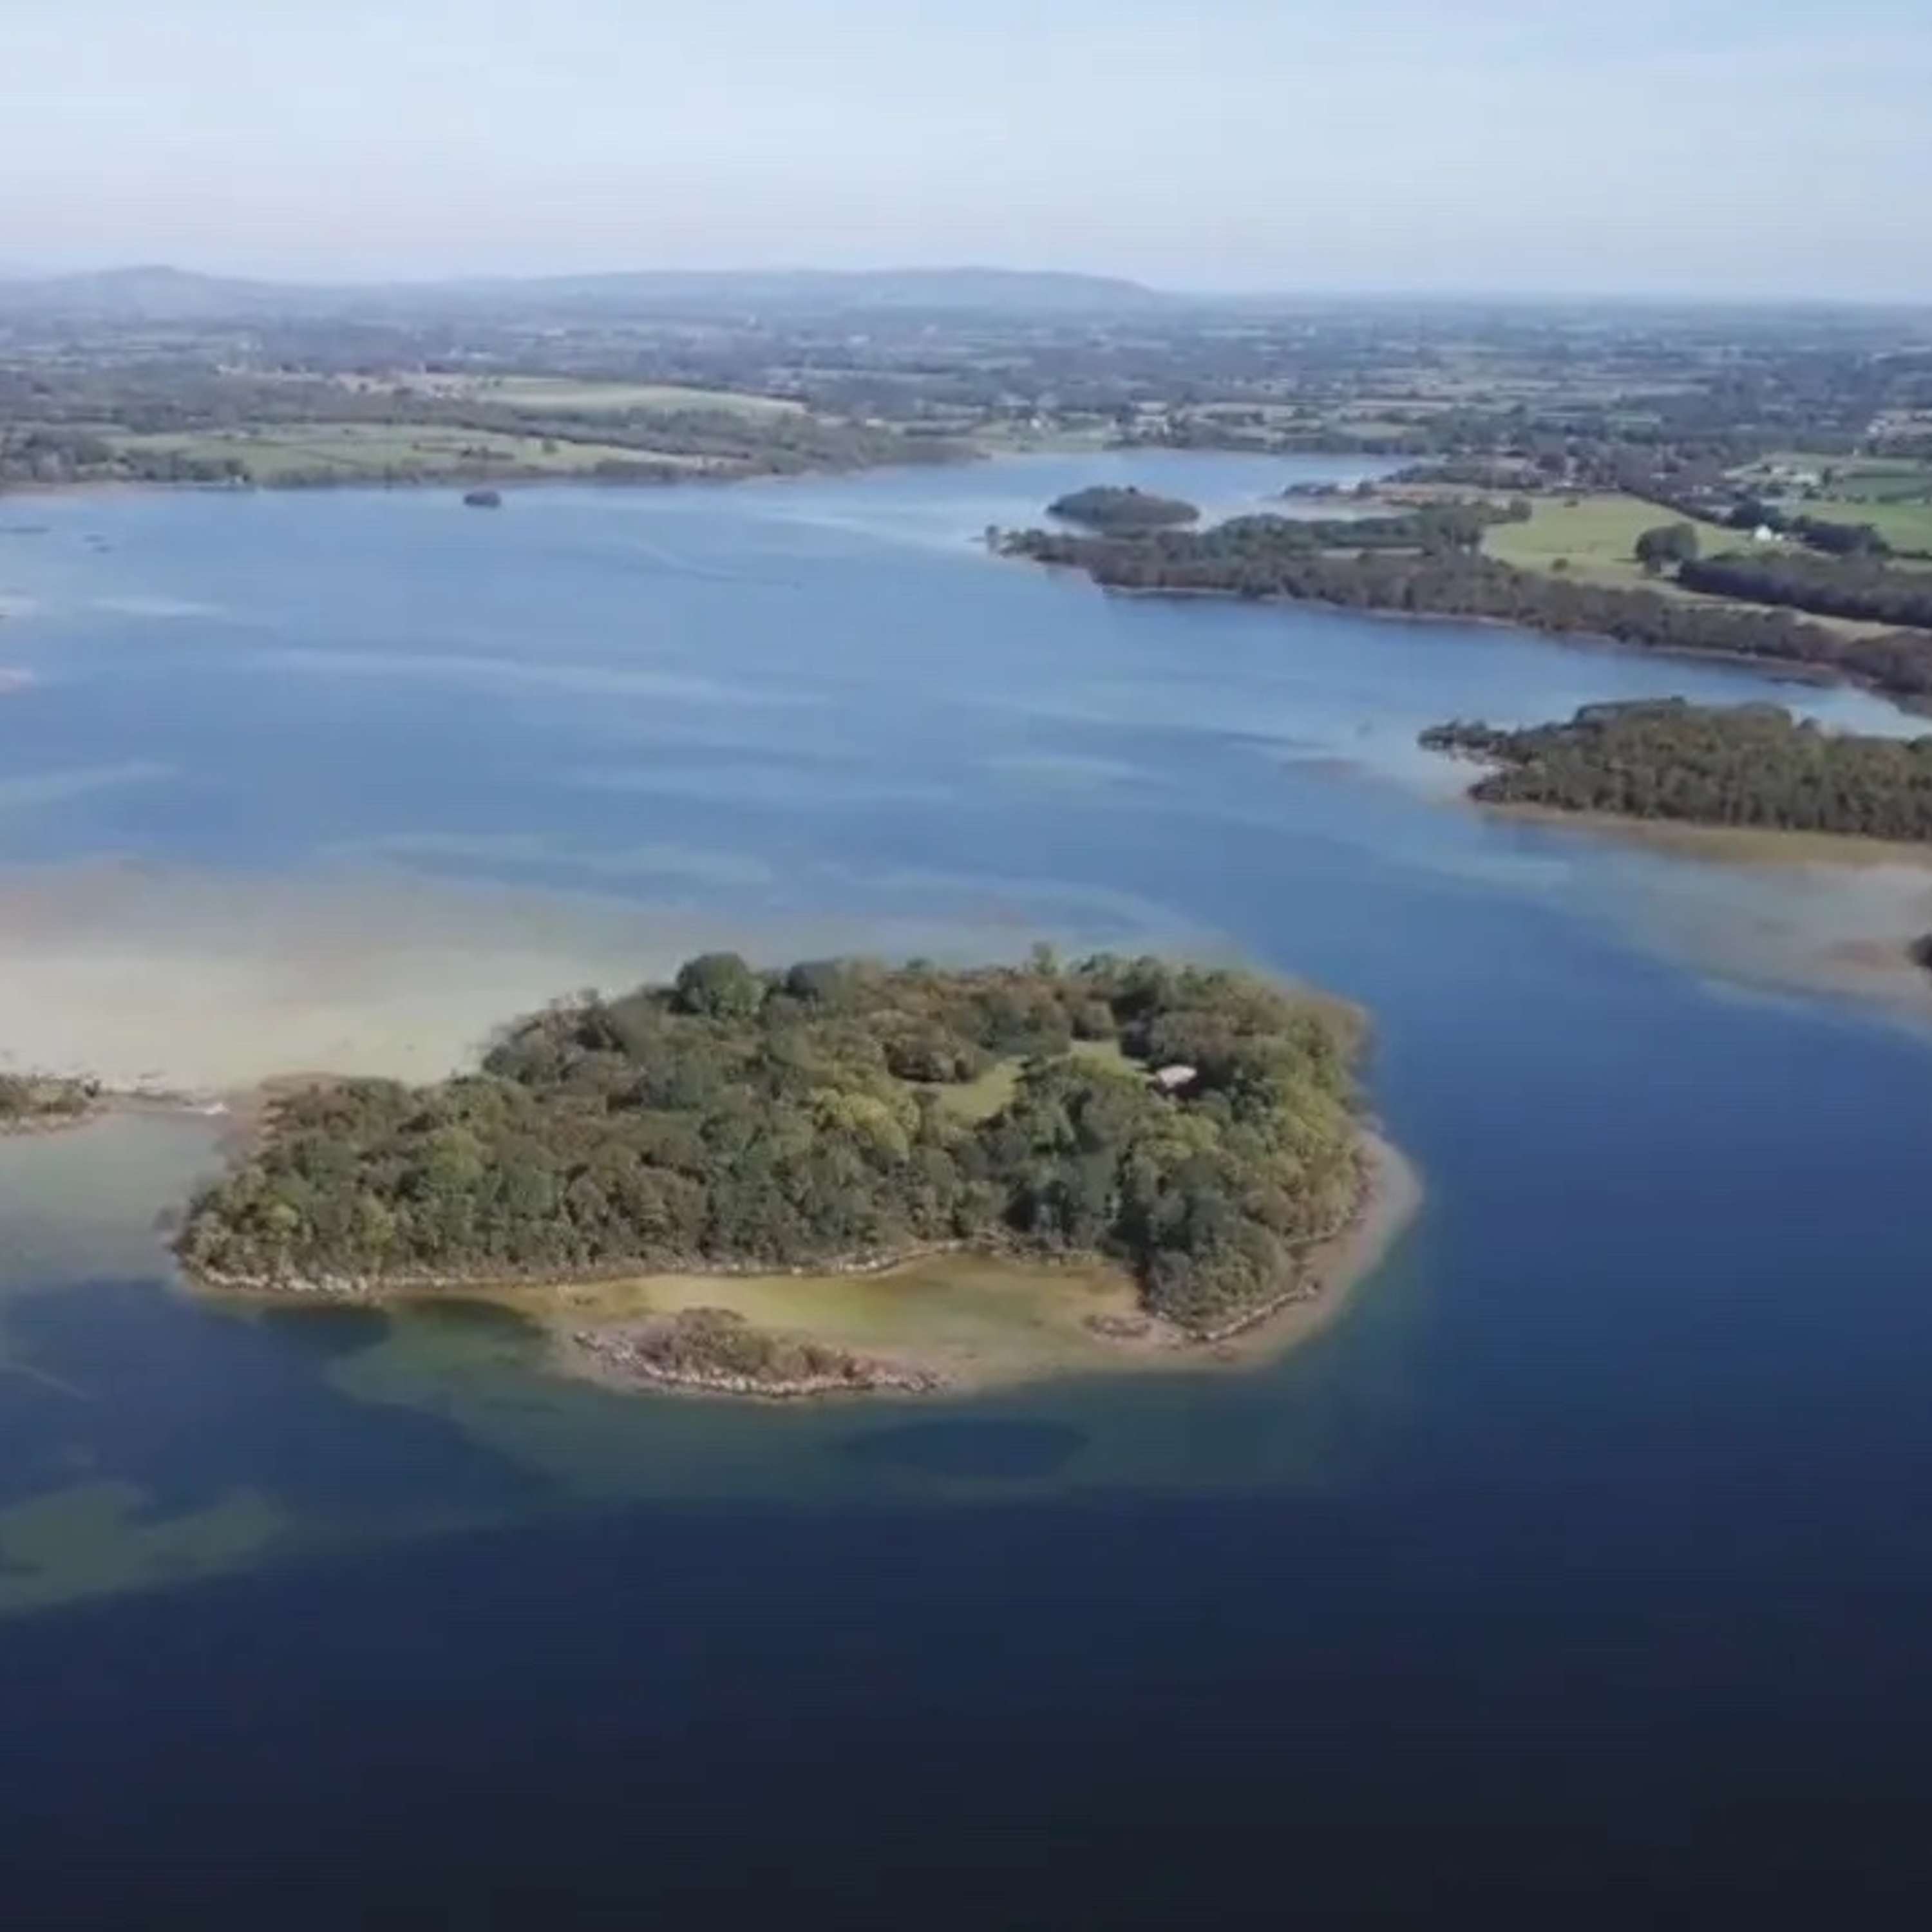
1423;699;1932;840
178;953;1383;1394
1048;485;1200;531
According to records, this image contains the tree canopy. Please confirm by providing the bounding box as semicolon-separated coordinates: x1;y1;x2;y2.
178;954;1368;1336
1048;485;1200;531
1423;699;1932;840
1003;516;1932;701
1634;522;1700;572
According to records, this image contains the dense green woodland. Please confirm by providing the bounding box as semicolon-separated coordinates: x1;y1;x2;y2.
179;955;1367;1334
1678;551;1932;630
1005;516;1932;701
1423;700;1932;840
1048;485;1199;531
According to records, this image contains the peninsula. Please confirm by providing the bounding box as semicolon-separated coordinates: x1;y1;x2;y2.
1422;699;1932;841
1004;508;1932;708
176;951;1399;1397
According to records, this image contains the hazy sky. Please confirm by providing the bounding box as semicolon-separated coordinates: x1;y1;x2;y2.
5;0;1929;298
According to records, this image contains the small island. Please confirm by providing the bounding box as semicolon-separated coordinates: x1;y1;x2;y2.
462;488;504;509
1047;485;1200;532
176;951;1404;1398
1422;699;1932;841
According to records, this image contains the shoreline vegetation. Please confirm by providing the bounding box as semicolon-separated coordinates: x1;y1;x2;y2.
555;1132;1417;1399
175;951;1408;1399
999;504;1932;708
1421;699;1932;842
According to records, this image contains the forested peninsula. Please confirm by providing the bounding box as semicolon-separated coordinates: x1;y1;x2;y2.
1003;511;1932;705
1422;699;1932;841
178;953;1386;1397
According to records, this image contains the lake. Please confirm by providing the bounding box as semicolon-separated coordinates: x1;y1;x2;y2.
4;452;1932;1922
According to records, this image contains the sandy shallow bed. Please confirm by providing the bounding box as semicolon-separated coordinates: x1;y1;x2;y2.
0;858;1197;1095
1471;804;1932;1018
416;1133;1425;1401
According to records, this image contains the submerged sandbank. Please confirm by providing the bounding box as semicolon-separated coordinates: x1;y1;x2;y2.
0;858;1205;1097
1457;802;1932;1019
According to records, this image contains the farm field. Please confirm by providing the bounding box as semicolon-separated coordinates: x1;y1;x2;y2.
1792;493;1932;557
372;374;806;418
1484;493;1741;591
112;422;715;484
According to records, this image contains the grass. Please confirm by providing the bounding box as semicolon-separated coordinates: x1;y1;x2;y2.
114;423;717;482
1484;493;1740;591
928;1037;1133;1124
1481;491;1910;638
379;374;804;419
1788;494;1932;558
1732;456;1932;554
1480;491;1926;640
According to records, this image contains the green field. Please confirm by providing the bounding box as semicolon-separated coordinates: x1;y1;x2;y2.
1484;494;1741;591
1788;493;1932;558
386;374;804;419
114;422;716;483
929;1037;1132;1124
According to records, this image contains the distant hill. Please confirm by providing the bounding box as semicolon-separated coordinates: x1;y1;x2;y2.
0;264;1170;323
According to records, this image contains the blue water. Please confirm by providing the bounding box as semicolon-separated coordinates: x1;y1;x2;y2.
3;454;1932;1921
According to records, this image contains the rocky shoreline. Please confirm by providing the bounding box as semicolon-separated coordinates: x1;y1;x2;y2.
187;1239;979;1302
566;1307;947;1401
183;1133;1419;1404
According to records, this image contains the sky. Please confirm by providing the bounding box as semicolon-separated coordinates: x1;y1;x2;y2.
3;0;1929;300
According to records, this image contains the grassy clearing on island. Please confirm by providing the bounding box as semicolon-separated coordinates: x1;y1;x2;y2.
926;1037;1132;1124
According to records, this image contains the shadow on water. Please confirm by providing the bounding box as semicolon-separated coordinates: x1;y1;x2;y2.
1;1276;553;1521
0;1275;554;1612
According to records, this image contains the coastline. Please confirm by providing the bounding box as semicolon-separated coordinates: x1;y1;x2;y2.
1019;564;1912;707
1452;796;1932;1012
188;1130;1422;1403
0;441;975;507
1469;799;1932;873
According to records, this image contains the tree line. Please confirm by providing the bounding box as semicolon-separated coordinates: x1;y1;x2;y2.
1678;551;1932;631
1003;518;1932;701
1423;699;1932;840
178;953;1367;1336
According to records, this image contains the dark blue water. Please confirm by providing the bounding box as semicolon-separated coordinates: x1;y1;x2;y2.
4;455;1932;1922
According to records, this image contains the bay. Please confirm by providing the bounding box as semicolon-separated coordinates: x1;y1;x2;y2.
2;451;1930;1920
